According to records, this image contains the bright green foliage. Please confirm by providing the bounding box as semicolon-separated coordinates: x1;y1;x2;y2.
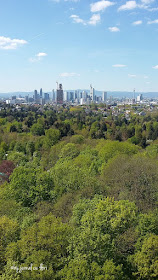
59;258;91;280
94;260;123;280
0;105;158;280
0;216;19;273
7;152;28;165
6;214;70;279
44;128;60;147
73;148;102;174
136;212;158;238
51;159;100;197
0;260;21;280
70;197;137;265
14;142;26;153
132;234;158;279
34;136;45;151
59;143;80;159
59;258;123;280
26;141;35;156
145;144;158;158
31;123;45;136
70;135;84;144
9;167;54;206
96;140;139;163
135;125;142;143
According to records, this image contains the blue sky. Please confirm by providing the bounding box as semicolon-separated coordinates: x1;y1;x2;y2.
0;0;158;92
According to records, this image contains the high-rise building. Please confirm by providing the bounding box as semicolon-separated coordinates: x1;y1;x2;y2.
11;96;16;100
82;91;87;100
52;89;55;101
56;83;63;104
69;92;74;102
75;91;78;99
102;91;107;103
90;85;95;102
44;92;49;100
137;94;143;102
34;90;38;101
40;88;43;98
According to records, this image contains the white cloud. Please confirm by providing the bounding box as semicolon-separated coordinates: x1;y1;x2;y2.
70;14;86;24
141;0;154;4
0;36;27;50
109;26;120;32
29;52;47;62
70;14;101;25
90;1;115;13
132;20;142;25
147;19;158;24
60;72;80;77
128;74;136;77
144;75;149;79
118;1;137;11
36;52;47;58
152;65;158;69
112;64;127;67
70;14;78;18
148;7;158;11
88;14;101;25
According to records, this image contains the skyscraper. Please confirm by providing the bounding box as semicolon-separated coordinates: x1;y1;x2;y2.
69;92;74;102
56;83;63;104
90;85;95;102
34;90;38;101
40;88;43;98
52;89;55;101
44;92;49;101
102;91;107;103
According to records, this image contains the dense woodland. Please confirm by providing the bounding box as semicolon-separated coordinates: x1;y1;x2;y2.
0;103;158;280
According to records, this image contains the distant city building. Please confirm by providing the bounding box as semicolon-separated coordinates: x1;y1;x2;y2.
75;91;78;99
102;92;107;103
80;98;85;105
82;91;87;101
34;90;38;101
69;92;74;102
44;92;49;100
137;94;143;102
6;99;16;105
40;98;45;105
98;96;102;103
90;85;95;102
40;88;43;98
29;97;34;103
56;83;63;104
63;91;67;102
52;89;55;101
25;96;29;103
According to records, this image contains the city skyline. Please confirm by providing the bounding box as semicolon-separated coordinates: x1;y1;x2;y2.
0;0;158;93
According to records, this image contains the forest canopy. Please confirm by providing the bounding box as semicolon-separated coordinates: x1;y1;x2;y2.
0;104;158;280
